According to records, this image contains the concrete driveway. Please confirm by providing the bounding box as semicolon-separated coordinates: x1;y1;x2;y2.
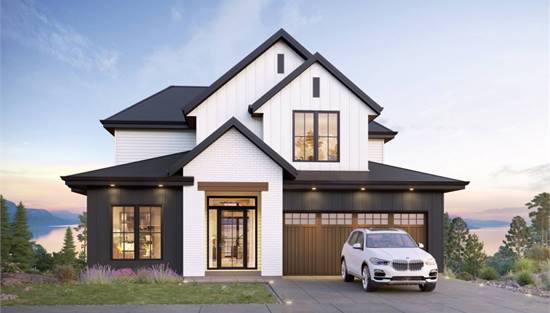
3;277;549;313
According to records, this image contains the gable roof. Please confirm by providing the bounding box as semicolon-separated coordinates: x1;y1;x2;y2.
168;117;298;179
248;52;383;115
182;29;312;116
101;86;206;134
284;162;469;192
369;121;398;142
61;151;194;194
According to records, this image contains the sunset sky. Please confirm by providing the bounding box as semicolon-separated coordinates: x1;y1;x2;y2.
1;0;548;221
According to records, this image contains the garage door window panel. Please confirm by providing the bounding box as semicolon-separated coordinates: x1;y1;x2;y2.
394;213;424;225
284;213;316;225
357;213;389;225
321;213;352;225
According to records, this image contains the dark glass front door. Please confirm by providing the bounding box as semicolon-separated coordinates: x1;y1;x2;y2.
219;210;245;268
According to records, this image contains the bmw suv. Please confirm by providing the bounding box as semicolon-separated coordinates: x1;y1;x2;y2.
340;228;438;292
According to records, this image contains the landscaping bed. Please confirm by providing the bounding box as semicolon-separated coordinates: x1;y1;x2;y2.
1;281;277;305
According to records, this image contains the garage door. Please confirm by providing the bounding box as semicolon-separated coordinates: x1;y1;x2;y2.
283;212;426;275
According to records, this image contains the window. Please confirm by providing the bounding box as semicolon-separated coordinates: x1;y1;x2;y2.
112;206;162;260
293;111;339;162
277;54;284;73
321;213;352;225
357;213;389;225
284;213;316;225
393;213;424;225
312;77;320;97
348;231;359;245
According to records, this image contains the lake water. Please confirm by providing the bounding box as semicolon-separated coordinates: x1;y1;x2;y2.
31;225;82;253
471;226;509;256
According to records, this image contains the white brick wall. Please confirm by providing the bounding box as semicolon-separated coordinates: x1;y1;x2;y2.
182;128;283;276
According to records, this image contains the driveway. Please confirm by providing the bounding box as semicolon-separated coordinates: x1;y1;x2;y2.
3;277;549;313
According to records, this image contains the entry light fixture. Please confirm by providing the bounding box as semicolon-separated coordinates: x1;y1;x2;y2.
158;184;164;188
311;187;317;191
109;184;116;187
409;187;415;191
360;187;366;191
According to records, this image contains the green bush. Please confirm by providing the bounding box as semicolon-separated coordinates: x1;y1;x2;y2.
487;245;516;275
515;271;534;286
526;245;550;267
479;267;499;280
513;258;536;273
456;272;474;281
54;265;76;283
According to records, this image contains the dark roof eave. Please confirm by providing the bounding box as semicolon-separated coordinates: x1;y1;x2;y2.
283;181;468;192
61;176;194;195
100;120;191;135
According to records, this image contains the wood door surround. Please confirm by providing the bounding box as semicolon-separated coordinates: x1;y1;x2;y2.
198;182;269;192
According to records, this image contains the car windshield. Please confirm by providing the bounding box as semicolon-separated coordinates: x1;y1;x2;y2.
365;233;417;248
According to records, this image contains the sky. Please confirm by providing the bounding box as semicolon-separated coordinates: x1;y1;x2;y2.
1;0;549;221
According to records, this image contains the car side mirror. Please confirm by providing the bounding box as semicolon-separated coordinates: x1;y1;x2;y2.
418;243;425;249
352;243;362;250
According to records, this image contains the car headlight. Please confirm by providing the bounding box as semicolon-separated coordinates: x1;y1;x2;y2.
369;257;390;266
425;258;437;266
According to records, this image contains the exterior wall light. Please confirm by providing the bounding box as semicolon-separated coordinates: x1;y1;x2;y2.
311;187;317;191
409;187;414;191
158;184;164;188
109;184;116;187
360;187;366;191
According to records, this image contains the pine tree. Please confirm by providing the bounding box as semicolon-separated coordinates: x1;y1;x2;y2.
10;202;34;271
59;227;77;265
463;233;486;277
443;212;451;263
503;216;532;256
526;192;550;246
446;217;469;273
73;212;87;261
1;195;12;264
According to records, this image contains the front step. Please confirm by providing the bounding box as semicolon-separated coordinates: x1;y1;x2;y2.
205;270;261;277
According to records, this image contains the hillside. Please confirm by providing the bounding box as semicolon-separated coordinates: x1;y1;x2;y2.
5;199;80;226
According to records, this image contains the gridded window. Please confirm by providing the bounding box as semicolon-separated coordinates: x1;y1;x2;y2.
393;213;424;225
284;213;316;225
112;206;135;260
357;213;389;225
139;206;162;259
112;206;162;260
321;213;352;225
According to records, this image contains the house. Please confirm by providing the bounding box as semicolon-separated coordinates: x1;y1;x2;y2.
62;29;468;277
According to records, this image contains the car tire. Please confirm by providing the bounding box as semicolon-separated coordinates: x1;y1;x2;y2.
341;259;354;282
361;265;377;292
419;283;436;292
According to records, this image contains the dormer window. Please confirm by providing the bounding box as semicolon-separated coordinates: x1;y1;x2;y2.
293;111;339;162
277;54;285;74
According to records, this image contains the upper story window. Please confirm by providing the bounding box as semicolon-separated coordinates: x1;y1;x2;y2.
112;206;162;260
277;54;285;74
293;111;339;162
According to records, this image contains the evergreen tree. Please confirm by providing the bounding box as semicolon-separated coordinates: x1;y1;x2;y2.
33;244;54;272
463;233;486;277
1;195;12;264
73;212;87;261
446;217;469;273
443;212;451;263
503;216;532;256
487;245;517;275
526;192;549;246
10;202;34;271
59;227;77;265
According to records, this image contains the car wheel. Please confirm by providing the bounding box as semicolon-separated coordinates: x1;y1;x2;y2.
341;260;354;282
361;265;377;292
419;282;436;292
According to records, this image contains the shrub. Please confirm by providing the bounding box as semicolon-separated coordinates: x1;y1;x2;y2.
80;265;114;284
55;265;76;283
112;268;135;283
487;246;516;275
456;272;474;281
526;245;550;267
515;271;534;286
134;269;152;284
443;268;456;279
540;271;550;291
513;258;536;273
479;267;499;281
148;264;180;283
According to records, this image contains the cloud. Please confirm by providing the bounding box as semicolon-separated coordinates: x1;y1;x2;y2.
492;163;550;191
1;0;119;76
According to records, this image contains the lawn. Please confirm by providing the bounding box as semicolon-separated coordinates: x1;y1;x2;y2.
1;282;277;305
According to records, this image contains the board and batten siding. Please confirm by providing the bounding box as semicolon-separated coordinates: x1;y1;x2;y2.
188;41;305;143
114;129;196;164
256;62;376;171
368;139;384;163
182;129;283;276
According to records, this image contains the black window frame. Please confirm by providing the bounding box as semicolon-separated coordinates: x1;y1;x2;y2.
110;205;163;261
277;53;285;74
292;110;340;162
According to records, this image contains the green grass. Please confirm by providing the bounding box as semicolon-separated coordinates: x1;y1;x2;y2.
1;282;277;305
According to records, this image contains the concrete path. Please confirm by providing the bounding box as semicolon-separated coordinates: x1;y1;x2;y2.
3;277;549;313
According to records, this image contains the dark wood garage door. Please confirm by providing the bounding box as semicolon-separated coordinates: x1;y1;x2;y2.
283;213;427;275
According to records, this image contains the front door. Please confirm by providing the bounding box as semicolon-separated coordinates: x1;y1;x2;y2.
207;197;257;270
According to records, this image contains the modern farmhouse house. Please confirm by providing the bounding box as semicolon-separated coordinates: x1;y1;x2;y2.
62;29;468;277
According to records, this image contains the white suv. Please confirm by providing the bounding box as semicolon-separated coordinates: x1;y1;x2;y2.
340;228;438;292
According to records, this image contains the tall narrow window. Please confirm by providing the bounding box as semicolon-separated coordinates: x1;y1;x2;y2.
277;54;285;74
293;111;339;161
139;207;162;259
112;206;135;260
312;77;320;97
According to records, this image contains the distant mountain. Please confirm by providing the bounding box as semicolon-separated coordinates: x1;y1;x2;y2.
5;199;80;227
450;215;509;229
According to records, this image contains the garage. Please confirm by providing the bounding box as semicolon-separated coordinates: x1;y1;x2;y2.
283;212;427;275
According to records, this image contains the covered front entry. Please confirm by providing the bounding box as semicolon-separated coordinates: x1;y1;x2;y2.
207;197;257;270
283;212;427;275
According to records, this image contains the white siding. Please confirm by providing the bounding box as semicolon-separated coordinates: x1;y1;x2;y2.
114;129;196;164
257;62;376;171
182;129;283;276
188;41;305;142
368;139;384;163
